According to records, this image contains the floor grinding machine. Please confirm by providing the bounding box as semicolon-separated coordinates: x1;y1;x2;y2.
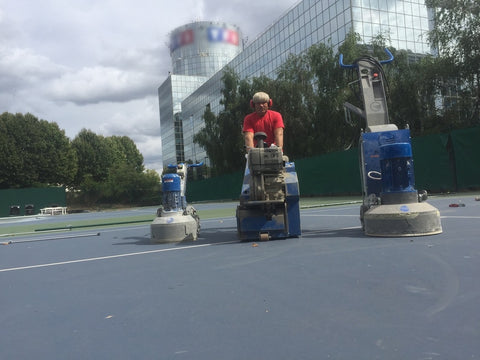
236;133;301;241
151;162;203;243
339;49;442;236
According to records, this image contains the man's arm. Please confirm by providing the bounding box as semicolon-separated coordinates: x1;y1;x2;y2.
274;127;284;150
244;131;254;152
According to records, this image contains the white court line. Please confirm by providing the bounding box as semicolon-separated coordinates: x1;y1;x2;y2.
0;241;236;273
303;214;358;217
305;214;480;219
3;213;476;273
441;215;480;219
303;226;362;234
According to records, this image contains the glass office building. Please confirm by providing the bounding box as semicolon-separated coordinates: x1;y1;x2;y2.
161;0;434;167
158;75;209;165
159;21;243;166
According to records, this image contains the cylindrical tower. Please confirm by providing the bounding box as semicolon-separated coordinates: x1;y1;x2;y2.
169;21;242;77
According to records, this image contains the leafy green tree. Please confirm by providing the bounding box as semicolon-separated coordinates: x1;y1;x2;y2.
274;35;361;158
384;49;425;133
0;113;24;188
71;128;159;205
307;42;351;155
0;112;159;205
275;53;316;158
106;136;144;173
0;112;77;188
71;129;112;187
102;163;159;204
194;68;247;173
193;104;222;172
426;0;480;124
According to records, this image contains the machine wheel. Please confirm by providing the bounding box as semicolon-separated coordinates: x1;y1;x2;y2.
259;233;270;241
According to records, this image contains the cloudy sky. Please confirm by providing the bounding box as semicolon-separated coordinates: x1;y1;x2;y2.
0;0;299;173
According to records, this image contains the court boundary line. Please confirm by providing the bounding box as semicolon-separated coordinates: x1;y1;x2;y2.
0;241;236;273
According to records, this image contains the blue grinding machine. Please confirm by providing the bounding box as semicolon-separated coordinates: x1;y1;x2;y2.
340;49;442;236
151;162;203;242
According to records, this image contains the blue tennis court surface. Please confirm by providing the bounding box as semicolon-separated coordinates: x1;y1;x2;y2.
1;195;479;359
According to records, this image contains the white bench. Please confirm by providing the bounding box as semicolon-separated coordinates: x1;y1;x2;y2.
40;207;67;215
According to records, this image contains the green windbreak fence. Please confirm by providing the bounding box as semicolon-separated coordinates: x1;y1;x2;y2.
411;133;454;192
186;149;362;201
0;187;66;217
187;171;243;202
294;148;361;196
187;126;479;202
450;127;480;190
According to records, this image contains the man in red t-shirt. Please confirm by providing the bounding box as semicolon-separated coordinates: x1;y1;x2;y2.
243;92;284;152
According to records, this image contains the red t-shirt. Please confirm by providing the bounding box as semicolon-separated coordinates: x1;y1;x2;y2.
243;110;284;146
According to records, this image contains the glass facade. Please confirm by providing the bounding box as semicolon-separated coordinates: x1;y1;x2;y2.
159;75;208;166
161;0;434;167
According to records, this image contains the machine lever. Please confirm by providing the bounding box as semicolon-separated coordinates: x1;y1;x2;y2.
339;48;394;68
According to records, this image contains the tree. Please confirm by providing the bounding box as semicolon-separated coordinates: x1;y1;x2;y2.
193;104;222;172
385;49;426;133
426;0;480;124
71;129;112;187
0;112;77;188
71;129;159;205
0;113;24;188
102;163;160;204
106;136;144;173
275;34;363;158
194;67;247;173
307;42;350;154
275;53;316;158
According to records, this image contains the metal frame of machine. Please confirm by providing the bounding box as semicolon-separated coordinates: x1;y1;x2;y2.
340;49;442;237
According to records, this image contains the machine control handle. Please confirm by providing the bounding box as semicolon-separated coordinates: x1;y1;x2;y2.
339;48;394;68
167;161;204;169
339;53;355;68
379;48;394;64
188;161;204;168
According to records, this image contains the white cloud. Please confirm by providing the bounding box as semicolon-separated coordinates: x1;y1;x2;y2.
47;66;154;105
0;0;299;172
0;46;64;89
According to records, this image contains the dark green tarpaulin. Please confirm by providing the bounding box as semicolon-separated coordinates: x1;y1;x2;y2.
0;187;66;217
450;126;480;190
411;133;454;192
295;148;361;196
187;171;243;202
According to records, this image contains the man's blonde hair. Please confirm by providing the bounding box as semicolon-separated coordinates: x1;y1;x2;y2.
252;92;270;104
